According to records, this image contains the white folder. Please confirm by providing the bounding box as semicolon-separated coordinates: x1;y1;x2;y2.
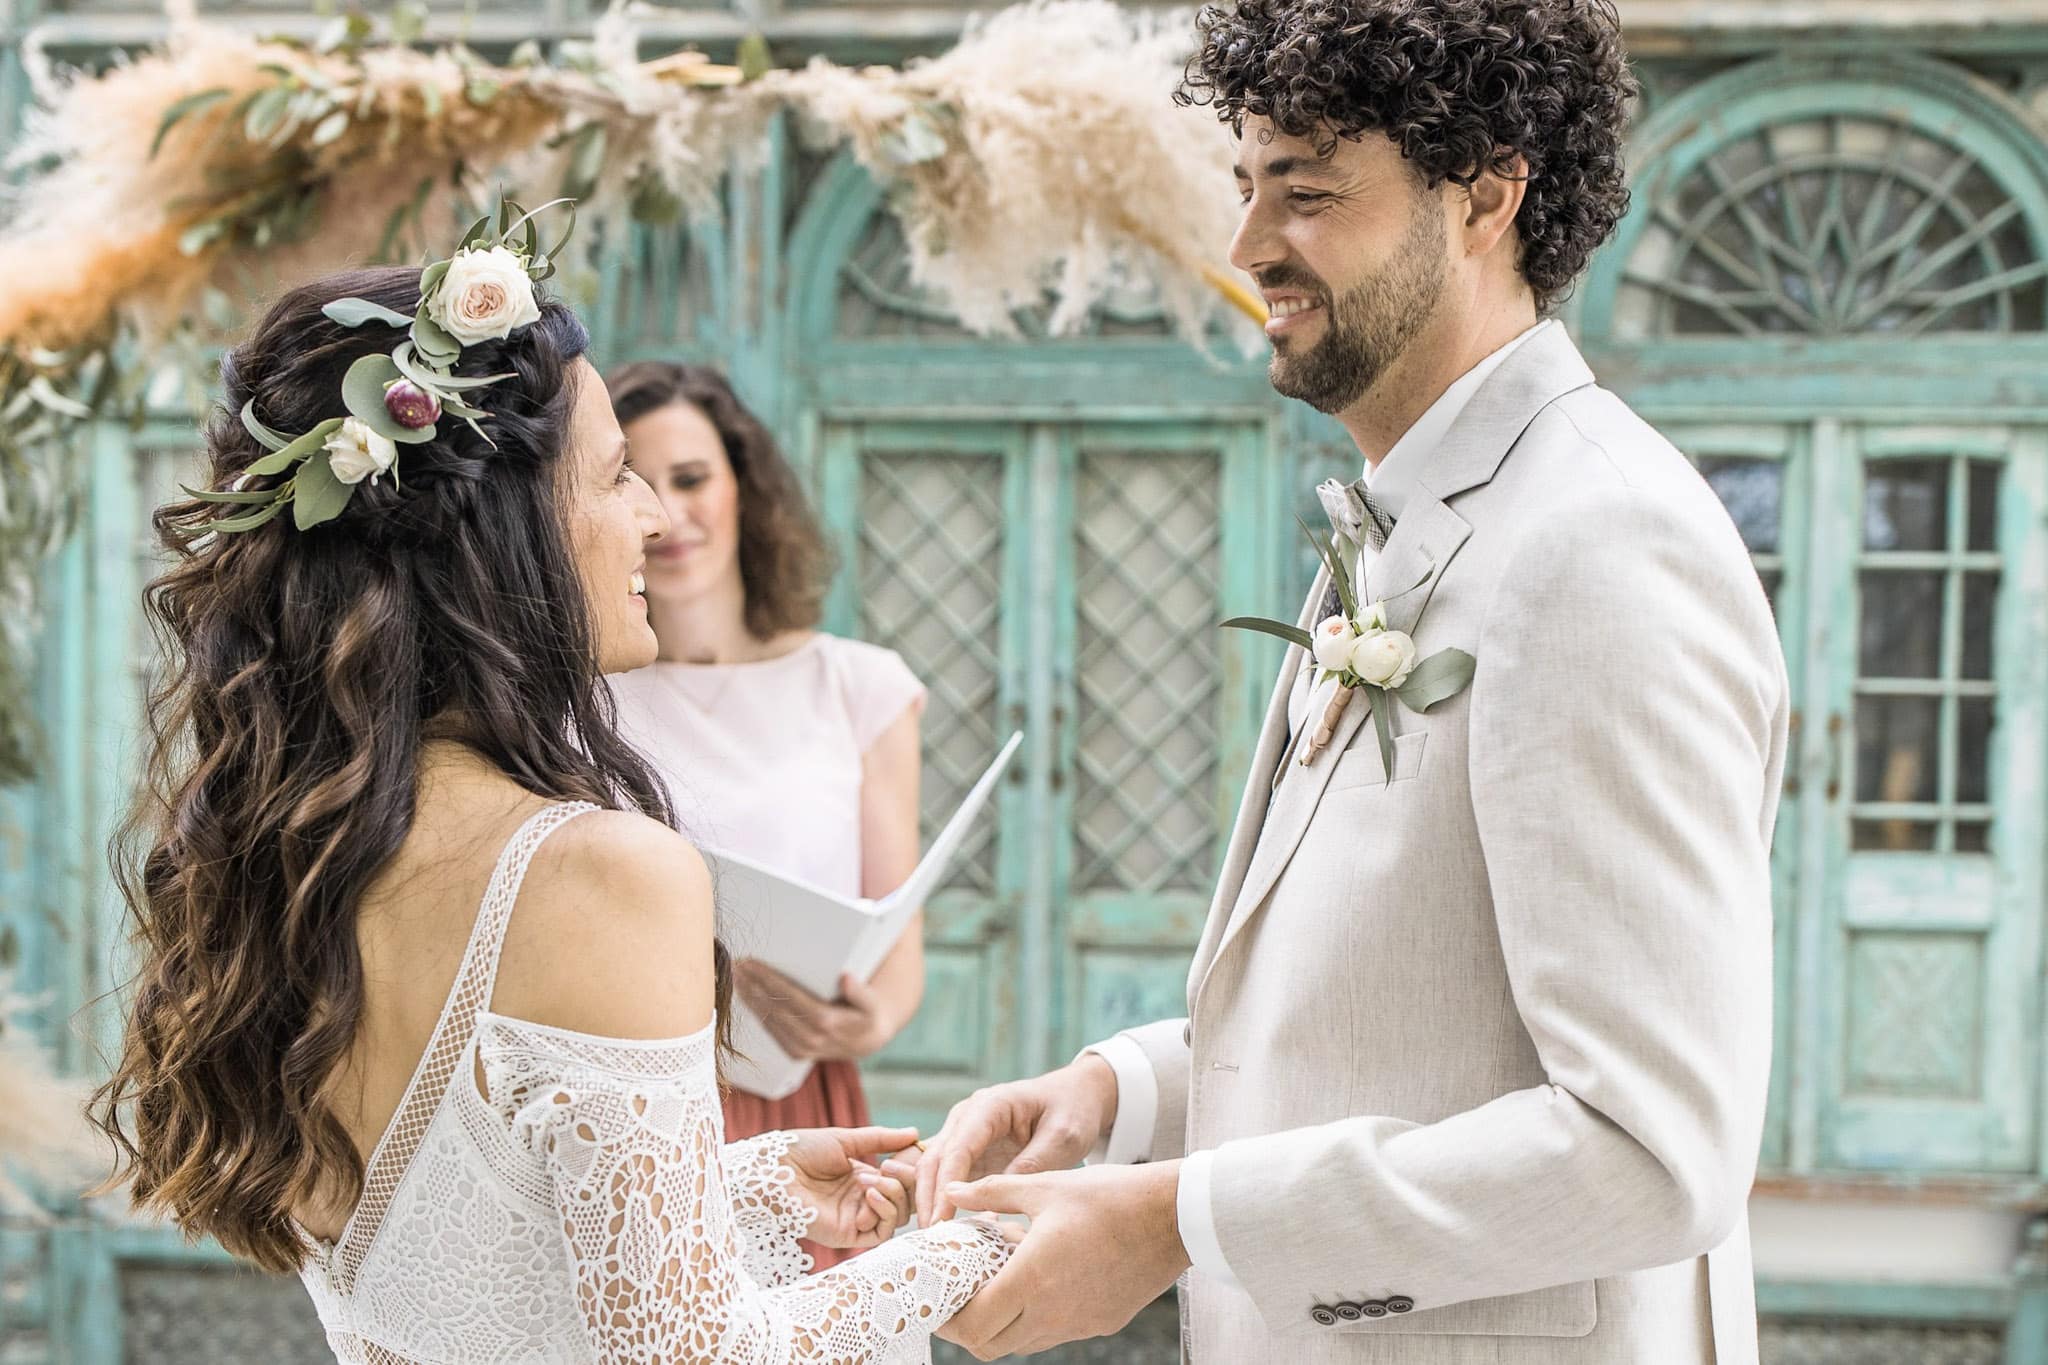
709;731;1023;1099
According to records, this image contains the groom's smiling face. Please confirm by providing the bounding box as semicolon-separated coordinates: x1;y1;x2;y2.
1229;117;1451;416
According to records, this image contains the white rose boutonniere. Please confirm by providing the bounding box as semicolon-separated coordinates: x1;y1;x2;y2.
1347;628;1419;689
1222;516;1475;780
429;244;543;344
323;416;398;486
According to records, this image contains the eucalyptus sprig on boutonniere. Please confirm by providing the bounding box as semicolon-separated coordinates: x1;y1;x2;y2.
1223;518;1476;779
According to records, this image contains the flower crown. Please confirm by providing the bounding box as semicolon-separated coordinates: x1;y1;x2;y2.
188;197;576;534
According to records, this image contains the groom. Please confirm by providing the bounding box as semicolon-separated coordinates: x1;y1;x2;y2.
911;2;1788;1362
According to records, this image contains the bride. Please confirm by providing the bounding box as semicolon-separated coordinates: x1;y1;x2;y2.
87;210;1012;1363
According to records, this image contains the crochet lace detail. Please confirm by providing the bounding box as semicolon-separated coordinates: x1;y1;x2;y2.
293;803;1008;1364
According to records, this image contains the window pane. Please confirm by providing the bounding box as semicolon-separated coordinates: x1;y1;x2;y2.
1956;822;1992;854
1853;819;1938;851
1962;572;1998;680
1860;571;1945;678
1856;695;1941;804
1958;697;1995;804
1968;460;2001;553
1698;457;1782;554
1864;459;1949;552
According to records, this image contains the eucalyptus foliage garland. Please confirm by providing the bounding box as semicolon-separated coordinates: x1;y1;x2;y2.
0;0;1249;781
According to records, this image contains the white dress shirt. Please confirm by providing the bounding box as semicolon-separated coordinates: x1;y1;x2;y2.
1083;319;1555;1293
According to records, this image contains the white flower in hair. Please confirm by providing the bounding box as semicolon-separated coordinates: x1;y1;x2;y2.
324;416;398;486
430;244;542;344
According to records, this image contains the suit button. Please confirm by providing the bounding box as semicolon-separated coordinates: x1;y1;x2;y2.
1386;1296;1414;1314
1361;1300;1389;1318
1310;1306;1339;1326
1334;1302;1363;1322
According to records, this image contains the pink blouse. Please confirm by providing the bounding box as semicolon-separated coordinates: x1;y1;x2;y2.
607;634;927;929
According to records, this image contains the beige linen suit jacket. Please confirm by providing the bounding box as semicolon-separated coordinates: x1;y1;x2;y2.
1102;326;1788;1364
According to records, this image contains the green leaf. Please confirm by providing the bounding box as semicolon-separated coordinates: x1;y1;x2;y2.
500;196;571;258
238;398;291;452
181;484;279;506
737;33;774;82
310;109;350;146
151;87;230;159
561;123;607;201
243;85;293;142
440;393;486;419
1220;617;1314;650
411;312;461;363
291;451;355;530
392;344;513;392
456;212;494;253
1395;648;1477;714
340;353;435;444
1369;689;1396;787
25;376;90;418
322;297;415;329
1296;515;1357;621
246;416;344;476
539;199;577;265
207;499;287;534
418;258;451;298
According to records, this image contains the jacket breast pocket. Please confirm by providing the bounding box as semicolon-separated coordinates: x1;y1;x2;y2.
1326;727;1428;790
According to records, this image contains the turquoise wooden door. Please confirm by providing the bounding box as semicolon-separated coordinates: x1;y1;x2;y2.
813;417;1274;1130
1662;421;1811;1171
1813;425;2048;1171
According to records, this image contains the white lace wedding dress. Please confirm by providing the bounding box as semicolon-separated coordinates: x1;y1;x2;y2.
293;801;1010;1364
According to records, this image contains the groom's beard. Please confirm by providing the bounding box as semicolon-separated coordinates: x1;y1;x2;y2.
1264;203;1448;416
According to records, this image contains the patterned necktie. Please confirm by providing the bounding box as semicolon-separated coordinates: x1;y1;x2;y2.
1313;477;1395;621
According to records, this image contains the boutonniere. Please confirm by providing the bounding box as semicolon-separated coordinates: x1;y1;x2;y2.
1223;519;1476;779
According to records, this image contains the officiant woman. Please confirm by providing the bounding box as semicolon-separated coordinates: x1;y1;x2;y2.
604;362;929;1268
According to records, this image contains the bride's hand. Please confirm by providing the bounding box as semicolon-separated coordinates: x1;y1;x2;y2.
782;1126;919;1249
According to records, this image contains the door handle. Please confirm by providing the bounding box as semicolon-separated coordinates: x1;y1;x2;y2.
1824;711;1846;802
1784;709;1803;797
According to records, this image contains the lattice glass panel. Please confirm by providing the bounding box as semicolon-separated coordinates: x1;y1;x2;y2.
1072;449;1221;894
1851;454;2002;853
856;452;1004;891
1617;116;2048;337
1761;1319;2003;1365
119;1263;335;1364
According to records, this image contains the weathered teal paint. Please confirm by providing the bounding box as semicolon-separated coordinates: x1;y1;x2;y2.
6;33;2048;1363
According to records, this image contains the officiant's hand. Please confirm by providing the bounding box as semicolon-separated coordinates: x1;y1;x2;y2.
936;1163;1189;1359
911;1056;1119;1226
735;960;896;1061
783;1126;919;1249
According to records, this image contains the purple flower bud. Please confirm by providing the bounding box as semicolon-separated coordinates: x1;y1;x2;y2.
383;379;441;430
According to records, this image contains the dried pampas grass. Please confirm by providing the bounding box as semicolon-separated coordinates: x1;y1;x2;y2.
773;0;1248;339
0;981;100;1217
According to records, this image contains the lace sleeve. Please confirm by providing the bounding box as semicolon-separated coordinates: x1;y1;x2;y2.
492;1022;1010;1364
721;1133;814;1287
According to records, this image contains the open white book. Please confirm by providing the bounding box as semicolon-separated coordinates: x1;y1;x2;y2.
707;731;1024;1099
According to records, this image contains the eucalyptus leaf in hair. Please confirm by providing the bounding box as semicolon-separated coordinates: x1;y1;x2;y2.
192;196;577;534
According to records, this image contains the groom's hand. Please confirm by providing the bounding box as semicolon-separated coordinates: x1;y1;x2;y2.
913;1056;1120;1225
937;1163;1189;1360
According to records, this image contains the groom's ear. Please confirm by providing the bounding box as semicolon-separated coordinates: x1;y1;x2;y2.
1460;151;1530;260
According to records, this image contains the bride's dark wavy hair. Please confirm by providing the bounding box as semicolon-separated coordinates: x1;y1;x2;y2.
86;265;732;1275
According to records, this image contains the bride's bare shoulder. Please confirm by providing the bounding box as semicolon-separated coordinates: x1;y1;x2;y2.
491;808;717;1040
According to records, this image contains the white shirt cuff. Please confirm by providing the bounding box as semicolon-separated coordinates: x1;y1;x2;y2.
1075;1035;1156;1166
1176;1149;1242;1291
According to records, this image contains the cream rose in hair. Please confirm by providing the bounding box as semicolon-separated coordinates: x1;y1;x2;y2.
324;416;398;486
430;244;542;344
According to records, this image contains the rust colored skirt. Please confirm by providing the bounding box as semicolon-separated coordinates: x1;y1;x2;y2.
723;1058;872;1270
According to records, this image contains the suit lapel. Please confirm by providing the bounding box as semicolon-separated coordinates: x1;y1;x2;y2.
1189;327;1600;1013
1186;566;1327;999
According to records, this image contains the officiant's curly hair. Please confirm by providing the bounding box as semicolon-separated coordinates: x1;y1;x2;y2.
1180;0;1638;311
85;266;734;1276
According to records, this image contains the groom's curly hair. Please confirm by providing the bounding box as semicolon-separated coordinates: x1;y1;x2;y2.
1179;0;1638;311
